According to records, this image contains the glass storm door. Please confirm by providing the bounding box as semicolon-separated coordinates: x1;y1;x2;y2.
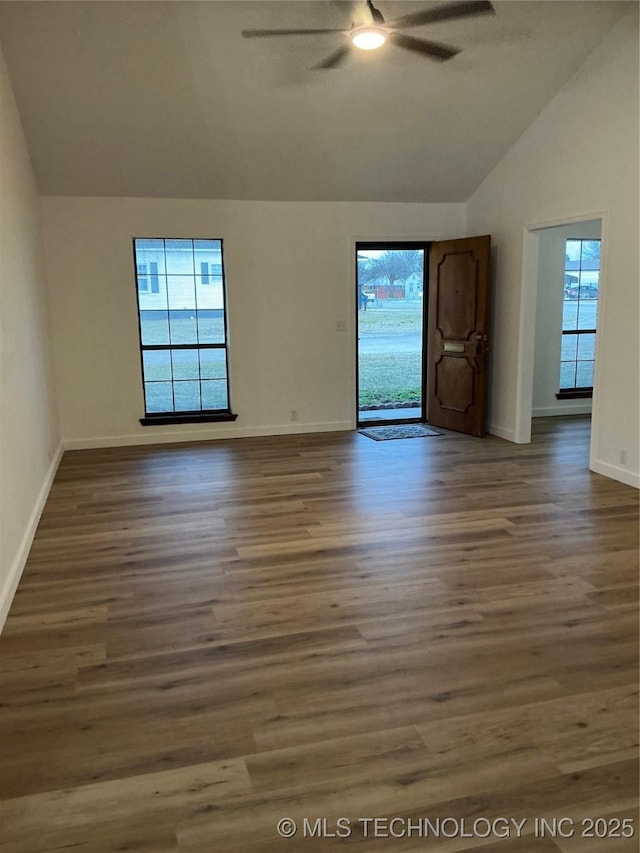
356;244;426;425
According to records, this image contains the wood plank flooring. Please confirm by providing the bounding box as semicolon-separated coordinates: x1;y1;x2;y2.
0;417;638;852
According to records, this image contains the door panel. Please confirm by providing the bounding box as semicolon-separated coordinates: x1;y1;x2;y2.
427;236;491;436
434;355;474;412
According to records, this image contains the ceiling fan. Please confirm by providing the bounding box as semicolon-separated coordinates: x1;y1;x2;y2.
242;0;495;70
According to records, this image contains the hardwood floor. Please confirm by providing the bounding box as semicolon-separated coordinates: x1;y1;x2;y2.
0;417;638;852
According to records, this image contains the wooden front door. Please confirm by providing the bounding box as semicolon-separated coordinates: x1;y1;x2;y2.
427;236;491;437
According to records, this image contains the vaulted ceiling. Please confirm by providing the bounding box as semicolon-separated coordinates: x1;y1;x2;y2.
0;1;628;201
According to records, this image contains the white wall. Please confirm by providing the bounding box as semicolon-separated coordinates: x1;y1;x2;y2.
532;220;601;418
40;198;464;447
0;47;61;628
467;6;639;487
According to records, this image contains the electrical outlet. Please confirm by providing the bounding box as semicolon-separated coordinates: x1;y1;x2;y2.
336;320;347;332
620;449;628;466
290;409;298;422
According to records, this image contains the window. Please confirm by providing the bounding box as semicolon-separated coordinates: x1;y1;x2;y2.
200;261;223;285
137;261;160;294
133;238;236;425
558;238;600;399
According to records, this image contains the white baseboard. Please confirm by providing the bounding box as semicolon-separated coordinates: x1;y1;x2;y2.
532;404;592;417
590;458;640;489
487;423;517;442
0;443;64;632
64;421;354;451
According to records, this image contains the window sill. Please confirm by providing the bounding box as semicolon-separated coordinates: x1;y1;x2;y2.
556;389;593;400
140;412;238;427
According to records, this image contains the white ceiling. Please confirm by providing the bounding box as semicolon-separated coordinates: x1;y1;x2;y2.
0;1;628;201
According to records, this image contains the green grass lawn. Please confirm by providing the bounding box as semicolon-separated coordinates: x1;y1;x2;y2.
144;379;227;413
141;315;225;346
358;304;423;406
358;307;422;333
359;352;422;407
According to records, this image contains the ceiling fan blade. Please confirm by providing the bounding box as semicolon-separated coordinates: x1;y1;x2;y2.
340;0;374;27
387;1;494;31
242;28;345;38
313;44;351;69
388;32;460;61
366;0;385;25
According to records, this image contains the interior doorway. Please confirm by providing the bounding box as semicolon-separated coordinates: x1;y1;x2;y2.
521;217;603;450
356;242;428;425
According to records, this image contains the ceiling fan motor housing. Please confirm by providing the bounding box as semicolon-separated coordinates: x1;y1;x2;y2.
351;25;388;50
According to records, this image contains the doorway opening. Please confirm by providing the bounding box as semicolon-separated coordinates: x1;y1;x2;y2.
356;242;428;426
519;216;603;458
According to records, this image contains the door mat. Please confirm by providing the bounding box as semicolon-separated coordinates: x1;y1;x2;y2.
358;425;443;441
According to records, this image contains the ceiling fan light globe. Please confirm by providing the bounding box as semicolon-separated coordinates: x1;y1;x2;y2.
351;26;387;50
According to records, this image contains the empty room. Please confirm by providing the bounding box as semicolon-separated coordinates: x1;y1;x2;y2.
0;2;638;852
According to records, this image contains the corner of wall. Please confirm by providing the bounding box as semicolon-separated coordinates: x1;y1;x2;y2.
0;40;63;630
0;444;63;631
590;458;640;490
